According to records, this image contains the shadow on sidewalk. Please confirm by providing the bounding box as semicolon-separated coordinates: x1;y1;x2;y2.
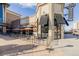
18;45;74;55
0;44;38;56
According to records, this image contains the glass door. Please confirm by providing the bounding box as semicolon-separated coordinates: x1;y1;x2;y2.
54;19;61;40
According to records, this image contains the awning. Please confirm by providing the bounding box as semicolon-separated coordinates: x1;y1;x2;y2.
40;14;69;26
40;15;49;26
54;14;69;26
54;14;65;24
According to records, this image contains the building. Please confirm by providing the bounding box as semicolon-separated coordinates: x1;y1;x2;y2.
20;17;29;26
20;17;33;35
18;3;68;42
6;9;21;30
29;4;65;38
0;3;35;35
19;3;68;48
29;15;37;36
0;3;68;48
73;22;79;34
0;3;21;34
28;3;68;48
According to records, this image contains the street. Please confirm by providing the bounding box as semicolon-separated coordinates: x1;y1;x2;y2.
64;34;79;39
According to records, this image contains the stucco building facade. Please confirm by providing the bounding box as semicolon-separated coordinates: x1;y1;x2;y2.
36;3;65;47
27;3;67;48
29;4;65;38
0;3;68;48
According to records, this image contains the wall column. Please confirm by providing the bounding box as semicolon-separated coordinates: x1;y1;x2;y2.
61;4;65;39
38;6;41;38
61;25;64;39
3;4;7;34
47;4;54;49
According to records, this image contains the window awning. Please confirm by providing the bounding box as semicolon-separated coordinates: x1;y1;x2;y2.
54;14;65;24
40;14;69;26
54;14;69;26
40;15;49;26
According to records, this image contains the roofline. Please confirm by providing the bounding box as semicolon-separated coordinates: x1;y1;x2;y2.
29;3;64;18
21;16;29;19
28;3;47;18
6;9;21;17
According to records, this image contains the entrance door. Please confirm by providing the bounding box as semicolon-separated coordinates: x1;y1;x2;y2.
54;14;66;40
54;23;61;40
40;14;49;39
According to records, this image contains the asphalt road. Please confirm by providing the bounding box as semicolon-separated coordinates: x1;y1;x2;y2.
64;34;79;39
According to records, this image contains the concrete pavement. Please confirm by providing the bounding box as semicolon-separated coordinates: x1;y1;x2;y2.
0;35;64;56
0;34;79;56
62;38;79;56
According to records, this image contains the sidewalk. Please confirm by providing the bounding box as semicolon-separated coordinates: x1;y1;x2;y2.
1;34;79;56
62;38;79;56
0;35;64;56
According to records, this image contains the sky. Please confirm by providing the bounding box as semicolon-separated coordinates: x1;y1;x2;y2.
8;3;79;31
64;3;79;31
8;3;36;17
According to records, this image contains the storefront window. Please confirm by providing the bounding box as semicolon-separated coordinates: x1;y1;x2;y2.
0;3;3;24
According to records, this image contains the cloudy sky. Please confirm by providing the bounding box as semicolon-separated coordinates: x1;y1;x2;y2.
8;3;36;17
8;3;79;31
64;3;79;31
